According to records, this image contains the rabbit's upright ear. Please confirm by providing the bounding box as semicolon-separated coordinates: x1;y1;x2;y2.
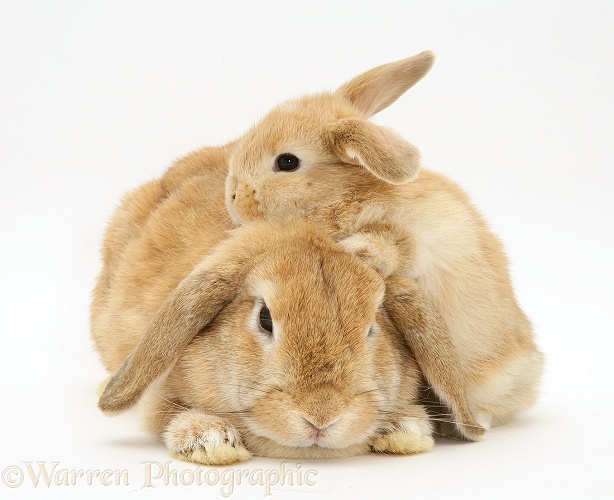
384;276;485;441
329;51;434;184
98;264;240;415
336;51;435;118
328;119;421;184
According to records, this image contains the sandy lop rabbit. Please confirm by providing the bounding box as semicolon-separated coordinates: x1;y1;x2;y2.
225;51;544;430
91;150;483;465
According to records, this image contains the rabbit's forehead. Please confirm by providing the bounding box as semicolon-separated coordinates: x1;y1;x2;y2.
239;119;328;160
232;94;356;165
245;254;384;325
271;93;349;123
248;277;278;304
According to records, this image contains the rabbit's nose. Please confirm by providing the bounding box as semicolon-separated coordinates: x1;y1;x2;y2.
302;415;341;434
234;181;262;221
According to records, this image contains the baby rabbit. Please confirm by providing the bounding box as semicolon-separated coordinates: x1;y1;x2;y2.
92;150;482;464
224;51;544;430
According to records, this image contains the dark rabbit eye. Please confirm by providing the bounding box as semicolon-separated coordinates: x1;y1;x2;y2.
275;153;300;172
258;305;274;334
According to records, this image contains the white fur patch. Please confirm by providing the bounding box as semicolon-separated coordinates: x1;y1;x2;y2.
163;411;251;465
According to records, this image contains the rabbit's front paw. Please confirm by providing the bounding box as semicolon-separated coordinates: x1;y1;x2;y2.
339;233;399;277
371;418;434;455
164;410;251;465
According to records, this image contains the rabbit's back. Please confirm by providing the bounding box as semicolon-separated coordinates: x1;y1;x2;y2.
90;145;232;371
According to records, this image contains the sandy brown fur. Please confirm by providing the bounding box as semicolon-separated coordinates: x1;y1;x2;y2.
91;144;233;372
224;51;544;431
91;147;482;462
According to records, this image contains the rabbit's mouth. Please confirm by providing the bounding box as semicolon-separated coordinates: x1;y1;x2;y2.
305;424;334;446
226;179;263;224
242;410;379;456
241;428;374;460
299;416;363;449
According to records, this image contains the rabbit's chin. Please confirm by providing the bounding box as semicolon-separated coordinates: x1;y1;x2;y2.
242;434;371;460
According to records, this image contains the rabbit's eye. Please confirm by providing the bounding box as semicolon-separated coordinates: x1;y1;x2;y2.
275;153;300;172
258;305;274;334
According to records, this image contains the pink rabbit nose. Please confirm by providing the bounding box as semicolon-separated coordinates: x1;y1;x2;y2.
302;415;341;437
234;181;262;221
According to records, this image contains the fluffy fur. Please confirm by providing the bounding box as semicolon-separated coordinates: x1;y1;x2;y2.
224;51;544;430
91;148;482;465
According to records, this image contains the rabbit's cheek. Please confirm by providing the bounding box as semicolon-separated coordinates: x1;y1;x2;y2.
234;182;262;222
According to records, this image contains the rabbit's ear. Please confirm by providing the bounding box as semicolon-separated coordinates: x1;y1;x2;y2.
337;51;435;117
328;119;421;184
98;266;239;415
384;276;485;441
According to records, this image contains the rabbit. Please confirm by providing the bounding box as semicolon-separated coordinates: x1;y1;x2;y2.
224;50;544;431
91;143;235;319
91;150;484;465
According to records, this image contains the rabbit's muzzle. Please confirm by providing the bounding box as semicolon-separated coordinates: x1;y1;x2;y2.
229;180;262;223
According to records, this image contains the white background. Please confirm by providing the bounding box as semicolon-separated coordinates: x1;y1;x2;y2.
1;1;613;498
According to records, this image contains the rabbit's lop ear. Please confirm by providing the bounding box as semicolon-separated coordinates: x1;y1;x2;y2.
98;266;238;415
328;119;421;184
384;276;485;441
337;51;435;118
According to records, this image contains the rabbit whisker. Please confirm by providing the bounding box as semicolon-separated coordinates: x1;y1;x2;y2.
150;391;190;411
